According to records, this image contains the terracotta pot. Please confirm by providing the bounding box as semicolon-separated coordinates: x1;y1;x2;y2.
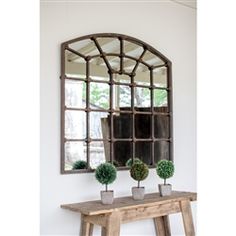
100;190;114;204
132;187;145;200
158;184;172;197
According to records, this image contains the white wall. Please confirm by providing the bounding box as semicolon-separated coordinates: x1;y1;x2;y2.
40;1;196;235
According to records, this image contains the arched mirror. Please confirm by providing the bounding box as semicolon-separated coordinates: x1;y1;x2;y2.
61;33;173;174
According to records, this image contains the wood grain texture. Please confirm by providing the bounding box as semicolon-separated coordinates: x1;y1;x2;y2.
105;211;121;236
101;227;106;236
154;216;171;236
88;224;94;236
61;191;197;216
180;200;195;236
80;214;94;236
84;215;106;227
121;201;180;223
62;191;197;236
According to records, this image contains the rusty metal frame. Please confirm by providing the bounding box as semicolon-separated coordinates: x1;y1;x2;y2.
60;33;173;174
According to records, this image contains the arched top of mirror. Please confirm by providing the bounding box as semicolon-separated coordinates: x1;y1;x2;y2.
63;33;171;79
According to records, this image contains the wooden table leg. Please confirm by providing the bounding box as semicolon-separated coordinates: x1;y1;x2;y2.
80;214;94;236
101;227;106;236
88;224;94;236
180;200;195;236
154;215;171;236
104;211;121;236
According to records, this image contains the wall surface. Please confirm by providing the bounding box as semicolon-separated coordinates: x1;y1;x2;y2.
40;1;196;235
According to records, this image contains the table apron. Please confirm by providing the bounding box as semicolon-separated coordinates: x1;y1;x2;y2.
121;201;181;223
83;201;181;226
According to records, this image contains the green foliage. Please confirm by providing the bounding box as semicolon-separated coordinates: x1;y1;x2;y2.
89;83;109;109
72;160;88;170
130;162;149;187
95;163;117;189
108;160;120;167
156;160;174;184
125;158;142;168
154;90;167;106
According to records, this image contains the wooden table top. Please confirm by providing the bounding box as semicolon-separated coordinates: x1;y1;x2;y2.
61;191;197;216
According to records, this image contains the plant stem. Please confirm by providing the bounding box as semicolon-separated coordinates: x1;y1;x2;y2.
138;181;140;188
164;179;166;185
105;184;108;192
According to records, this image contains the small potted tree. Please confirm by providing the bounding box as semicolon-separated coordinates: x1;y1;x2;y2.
156;160;174;196
125;157;142;168
72;160;88;170
95;163;117;204
130;162;149;200
108;160;120;167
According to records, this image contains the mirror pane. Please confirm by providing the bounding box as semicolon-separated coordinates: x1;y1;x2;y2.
135;142;152;165
142;51;164;67
90;82;110;110
65;80;86;108
135;114;151;139
90;112;110;139
65;51;86;79
65;111;86;139
90;141;106;169
123;58;136;73
154;141;170;163
69;39;100;57
124;40;144;59
154;115;170;138
113;84;131;111
106;56;120;72
134;64;150;86
97;37;120;54
64;141;87;170
90;57;110;82
134;87;151;108
153;89;168;107
114;141;132;167
153;67;167;88
113;113;132;139
113;74;130;84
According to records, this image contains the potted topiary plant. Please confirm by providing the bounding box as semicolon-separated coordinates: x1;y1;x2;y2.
156;160;174;197
108;160;120;167
95;163;117;204
125;157;142;168
72;160;88;170
130;162;149;200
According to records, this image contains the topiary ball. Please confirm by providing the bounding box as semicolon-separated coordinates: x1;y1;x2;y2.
156;160;174;180
130;162;149;182
95;163;117;185
108;160;120;167
126;158;142;168
72;160;88;170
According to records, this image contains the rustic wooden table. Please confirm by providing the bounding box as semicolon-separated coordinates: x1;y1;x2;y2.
61;191;197;236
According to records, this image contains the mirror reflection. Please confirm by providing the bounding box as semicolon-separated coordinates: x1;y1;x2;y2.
62;34;172;172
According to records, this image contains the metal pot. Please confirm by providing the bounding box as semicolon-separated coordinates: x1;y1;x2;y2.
132;187;145;200
101;190;114;204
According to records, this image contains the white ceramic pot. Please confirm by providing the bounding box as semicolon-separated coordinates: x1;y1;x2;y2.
101;190;114;204
132;187;145;200
158;184;172;197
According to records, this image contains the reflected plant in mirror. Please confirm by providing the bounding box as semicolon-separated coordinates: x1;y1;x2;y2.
72;160;88;170
125;158;142;168
61;33;173;173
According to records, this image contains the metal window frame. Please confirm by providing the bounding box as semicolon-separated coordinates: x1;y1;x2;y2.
60;33;173;174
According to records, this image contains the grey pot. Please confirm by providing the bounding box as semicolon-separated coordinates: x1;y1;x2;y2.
132;187;145;200
101;190;114;204
158;184;172;197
